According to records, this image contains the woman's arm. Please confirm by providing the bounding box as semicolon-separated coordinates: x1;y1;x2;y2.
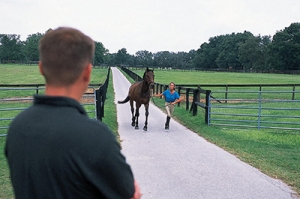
171;97;183;105
153;93;163;97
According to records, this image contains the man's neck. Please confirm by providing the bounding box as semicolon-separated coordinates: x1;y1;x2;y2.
44;84;83;102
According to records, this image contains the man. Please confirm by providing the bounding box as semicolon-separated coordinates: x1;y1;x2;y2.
5;27;141;199
153;82;182;130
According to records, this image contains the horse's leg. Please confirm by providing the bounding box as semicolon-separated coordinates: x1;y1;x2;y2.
143;103;149;131
130;100;135;126
135;103;141;129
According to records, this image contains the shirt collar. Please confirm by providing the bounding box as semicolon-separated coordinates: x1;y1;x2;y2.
34;95;87;115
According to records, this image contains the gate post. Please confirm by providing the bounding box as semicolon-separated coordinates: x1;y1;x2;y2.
186;88;190;110
160;85;163;98
205;90;211;125
36;85;39;95
192;89;198;116
225;85;228;103
292;85;295;100
155;83;159;95
96;88;104;121
177;86;181;107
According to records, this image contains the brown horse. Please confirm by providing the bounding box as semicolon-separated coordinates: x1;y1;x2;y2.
118;67;154;131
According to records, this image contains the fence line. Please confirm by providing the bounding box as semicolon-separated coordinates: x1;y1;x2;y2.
0;86;100;137
121;67;300;131
208;90;300;130
0;67;111;137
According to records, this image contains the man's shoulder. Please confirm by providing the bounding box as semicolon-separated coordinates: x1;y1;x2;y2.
79;117;111;132
86;118;109;129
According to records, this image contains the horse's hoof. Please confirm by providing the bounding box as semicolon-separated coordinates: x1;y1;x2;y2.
135;126;139;129
143;127;147;131
131;123;135;127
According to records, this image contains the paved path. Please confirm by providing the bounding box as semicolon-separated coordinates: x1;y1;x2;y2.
111;67;297;199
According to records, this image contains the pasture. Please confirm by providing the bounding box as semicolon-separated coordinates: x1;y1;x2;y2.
129;68;300;195
0;65;299;197
135;68;300;85
0;64;112;198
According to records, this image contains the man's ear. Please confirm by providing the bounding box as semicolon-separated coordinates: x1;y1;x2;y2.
38;61;44;76
82;63;92;83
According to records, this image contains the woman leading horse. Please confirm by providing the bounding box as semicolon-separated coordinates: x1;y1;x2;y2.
153;82;182;130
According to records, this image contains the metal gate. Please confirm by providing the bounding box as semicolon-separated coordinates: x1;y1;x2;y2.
0;85;97;137
208;89;300;130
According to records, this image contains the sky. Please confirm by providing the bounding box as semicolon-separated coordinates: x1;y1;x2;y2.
1;0;299;54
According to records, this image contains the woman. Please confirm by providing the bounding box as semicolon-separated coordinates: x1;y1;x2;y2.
153;82;182;130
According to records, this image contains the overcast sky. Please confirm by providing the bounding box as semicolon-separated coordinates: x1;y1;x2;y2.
1;0;299;54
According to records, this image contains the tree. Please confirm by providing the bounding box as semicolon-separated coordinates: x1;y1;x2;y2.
115;48;130;65
194;31;255;70
94;41;108;66
153;51;172;68
24;33;43;62
0;34;24;62
238;35;263;72
194;36;224;69
268;22;300;71
104;53;116;66
135;50;153;67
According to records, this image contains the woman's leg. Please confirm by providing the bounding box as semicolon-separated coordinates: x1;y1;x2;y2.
165;102;171;117
165;103;174;129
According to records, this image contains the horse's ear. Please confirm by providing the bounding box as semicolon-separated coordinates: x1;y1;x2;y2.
146;67;149;71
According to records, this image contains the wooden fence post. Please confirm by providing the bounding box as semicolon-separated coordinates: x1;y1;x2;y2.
36;85;39;95
177;86;181;107
155;83;159;95
186;88;190;111
192;89;198;116
225;85;228;103
292;85;295;100
205;90;211;124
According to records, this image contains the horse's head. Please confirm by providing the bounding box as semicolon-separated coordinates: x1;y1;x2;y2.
143;67;154;89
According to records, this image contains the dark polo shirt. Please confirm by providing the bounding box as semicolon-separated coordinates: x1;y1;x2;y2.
5;95;134;199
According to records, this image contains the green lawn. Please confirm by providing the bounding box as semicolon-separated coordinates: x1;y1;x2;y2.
0;64;107;85
131;68;300;85
0;65;299;197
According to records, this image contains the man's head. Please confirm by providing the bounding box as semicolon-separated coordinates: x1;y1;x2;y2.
39;27;95;87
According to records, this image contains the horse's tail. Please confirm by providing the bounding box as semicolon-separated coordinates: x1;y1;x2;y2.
118;96;130;104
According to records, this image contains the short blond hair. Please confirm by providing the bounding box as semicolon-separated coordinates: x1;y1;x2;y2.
39;27;95;86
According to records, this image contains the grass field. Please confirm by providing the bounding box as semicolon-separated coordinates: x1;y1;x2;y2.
128;68;300;195
0;64;299;198
0;64;111;198
130;68;300;85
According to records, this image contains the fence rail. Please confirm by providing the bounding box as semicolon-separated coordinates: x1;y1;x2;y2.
208;90;300;130
121;67;300;131
0;85;100;137
0;67;111;137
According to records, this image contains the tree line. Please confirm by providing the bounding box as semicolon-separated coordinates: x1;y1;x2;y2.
0;23;299;73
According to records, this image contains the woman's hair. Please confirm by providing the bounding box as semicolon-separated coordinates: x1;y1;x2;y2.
39;27;95;86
